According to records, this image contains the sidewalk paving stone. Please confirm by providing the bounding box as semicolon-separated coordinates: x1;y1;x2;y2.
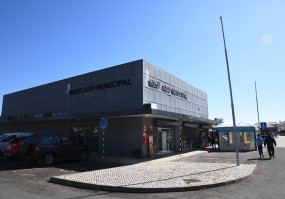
50;150;256;192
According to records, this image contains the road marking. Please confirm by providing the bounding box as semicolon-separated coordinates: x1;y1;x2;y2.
59;169;76;173
10;168;42;173
22;174;35;177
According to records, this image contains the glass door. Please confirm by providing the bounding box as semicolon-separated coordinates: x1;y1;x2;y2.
158;128;174;152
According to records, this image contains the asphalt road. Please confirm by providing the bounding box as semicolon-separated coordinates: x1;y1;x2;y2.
0;136;284;199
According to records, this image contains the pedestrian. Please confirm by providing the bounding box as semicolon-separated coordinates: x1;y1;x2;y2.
215;136;219;151
208;136;212;147
255;134;264;159
264;133;277;159
211;137;216;150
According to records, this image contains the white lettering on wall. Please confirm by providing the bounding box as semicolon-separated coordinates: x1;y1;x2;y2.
148;79;187;100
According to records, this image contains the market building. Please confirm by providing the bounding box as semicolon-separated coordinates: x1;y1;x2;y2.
0;60;218;157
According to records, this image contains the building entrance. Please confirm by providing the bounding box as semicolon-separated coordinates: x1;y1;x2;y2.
158;128;174;153
70;127;99;152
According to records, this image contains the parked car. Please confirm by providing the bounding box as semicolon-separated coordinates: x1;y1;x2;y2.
0;132;34;154
24;134;90;166
4;136;32;159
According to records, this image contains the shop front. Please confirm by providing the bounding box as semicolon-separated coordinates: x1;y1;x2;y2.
157;128;174;153
141;118;211;157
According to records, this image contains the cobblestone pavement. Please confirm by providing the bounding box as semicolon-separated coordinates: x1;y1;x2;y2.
50;150;256;192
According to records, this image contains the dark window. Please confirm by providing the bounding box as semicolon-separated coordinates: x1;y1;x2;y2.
55;137;61;145
2;135;16;142
26;136;38;144
24;114;31;119
45;112;52;117
61;137;74;146
0;135;8;141
40;136;55;145
52;112;67;117
9;137;22;143
32;114;43;118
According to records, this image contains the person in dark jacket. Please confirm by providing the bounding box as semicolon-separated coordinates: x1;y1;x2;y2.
264;134;277;159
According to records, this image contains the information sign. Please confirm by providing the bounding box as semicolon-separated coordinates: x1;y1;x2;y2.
261;122;267;128
178;119;183;131
100;117;108;129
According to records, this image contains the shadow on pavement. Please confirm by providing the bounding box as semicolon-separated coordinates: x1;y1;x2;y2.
247;158;271;161
55;160;123;173
0;155;122;172
0;155;42;171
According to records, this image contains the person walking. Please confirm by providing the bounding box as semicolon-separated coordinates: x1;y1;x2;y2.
264;133;277;159
255;134;264;159
211;137;216;151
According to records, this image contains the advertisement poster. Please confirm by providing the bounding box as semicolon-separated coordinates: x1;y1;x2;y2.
149;135;154;158
143;125;153;143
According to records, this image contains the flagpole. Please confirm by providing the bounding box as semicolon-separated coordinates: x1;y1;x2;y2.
220;16;240;166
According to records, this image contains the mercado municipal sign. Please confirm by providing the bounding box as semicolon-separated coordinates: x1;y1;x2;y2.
148;79;187;100
68;78;131;95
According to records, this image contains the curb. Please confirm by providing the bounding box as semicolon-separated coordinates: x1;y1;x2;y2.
49;166;256;193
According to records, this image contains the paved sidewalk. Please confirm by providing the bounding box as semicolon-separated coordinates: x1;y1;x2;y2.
50;150;256;192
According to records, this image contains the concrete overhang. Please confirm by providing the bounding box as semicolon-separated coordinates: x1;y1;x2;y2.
1;108;218;126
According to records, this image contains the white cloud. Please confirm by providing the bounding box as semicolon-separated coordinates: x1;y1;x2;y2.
262;34;273;45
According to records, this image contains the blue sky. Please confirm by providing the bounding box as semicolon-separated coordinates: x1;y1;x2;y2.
0;0;284;124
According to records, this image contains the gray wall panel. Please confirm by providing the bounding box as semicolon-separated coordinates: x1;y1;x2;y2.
2;60;144;119
2;59;208;122
142;60;208;119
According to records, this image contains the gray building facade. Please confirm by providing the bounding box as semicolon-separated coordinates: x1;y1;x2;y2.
0;60;216;157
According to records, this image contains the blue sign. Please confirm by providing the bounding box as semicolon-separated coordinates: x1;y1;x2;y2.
100;117;108;128
178;119;183;131
261;122;267;128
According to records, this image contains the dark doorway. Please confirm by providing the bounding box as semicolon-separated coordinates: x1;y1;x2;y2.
70;127;99;152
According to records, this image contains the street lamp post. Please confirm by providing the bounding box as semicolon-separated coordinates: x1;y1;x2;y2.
255;81;261;133
220;16;240;166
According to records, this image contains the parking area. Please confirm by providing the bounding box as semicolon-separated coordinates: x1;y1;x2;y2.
0;155;121;191
0;154;125;199
0;154;121;173
1;144;285;199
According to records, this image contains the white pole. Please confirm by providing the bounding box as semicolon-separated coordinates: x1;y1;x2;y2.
255;81;261;132
220;16;240;166
180;129;182;156
102;130;104;159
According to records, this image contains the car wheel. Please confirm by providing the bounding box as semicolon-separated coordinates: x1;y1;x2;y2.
80;151;89;161
42;153;55;166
